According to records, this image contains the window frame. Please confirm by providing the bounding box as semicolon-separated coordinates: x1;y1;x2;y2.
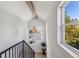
57;1;79;58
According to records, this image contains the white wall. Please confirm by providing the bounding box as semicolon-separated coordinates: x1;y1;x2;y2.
0;9;26;52
0;1;32;22
46;5;73;58
26;18;46;52
0;1;73;58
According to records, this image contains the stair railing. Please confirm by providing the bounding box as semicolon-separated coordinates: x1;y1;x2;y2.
0;40;35;58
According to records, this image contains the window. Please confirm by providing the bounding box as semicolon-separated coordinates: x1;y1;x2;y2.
65;2;79;50
57;1;79;57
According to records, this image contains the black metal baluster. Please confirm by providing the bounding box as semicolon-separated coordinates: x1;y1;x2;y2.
33;51;35;58
17;45;18;58
28;46;29;57
0;54;1;58
12;48;13;58
5;52;6;58
0;40;35;58
15;47;16;58
22;41;24;58
9;50;10;58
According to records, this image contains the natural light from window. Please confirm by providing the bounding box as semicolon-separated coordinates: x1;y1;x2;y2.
65;1;79;50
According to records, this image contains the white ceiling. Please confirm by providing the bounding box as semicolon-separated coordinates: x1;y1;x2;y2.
33;1;60;20
0;1;60;22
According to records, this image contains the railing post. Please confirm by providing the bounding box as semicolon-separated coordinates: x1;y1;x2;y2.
22;41;24;58
0;40;35;58
12;47;13;58
0;54;1;58
17;45;18;58
15;47;16;58
33;51;35;58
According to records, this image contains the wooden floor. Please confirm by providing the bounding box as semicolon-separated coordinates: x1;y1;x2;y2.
35;52;47;58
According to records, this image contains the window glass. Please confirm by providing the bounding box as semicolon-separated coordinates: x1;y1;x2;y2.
65;1;79;50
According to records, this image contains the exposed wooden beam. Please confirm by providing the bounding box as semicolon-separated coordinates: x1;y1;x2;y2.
26;1;38;18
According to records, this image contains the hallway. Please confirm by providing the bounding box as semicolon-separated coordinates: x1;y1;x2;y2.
0;1;73;58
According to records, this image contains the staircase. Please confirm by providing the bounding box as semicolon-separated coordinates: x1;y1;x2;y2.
0;40;35;58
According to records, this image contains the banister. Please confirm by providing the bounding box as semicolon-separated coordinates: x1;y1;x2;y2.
23;40;34;52
0;41;22;54
0;40;35;58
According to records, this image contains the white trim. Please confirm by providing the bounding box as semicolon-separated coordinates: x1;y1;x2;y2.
46;23;48;58
57;1;79;58
58;43;77;57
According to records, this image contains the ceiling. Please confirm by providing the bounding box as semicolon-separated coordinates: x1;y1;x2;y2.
0;1;60;22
